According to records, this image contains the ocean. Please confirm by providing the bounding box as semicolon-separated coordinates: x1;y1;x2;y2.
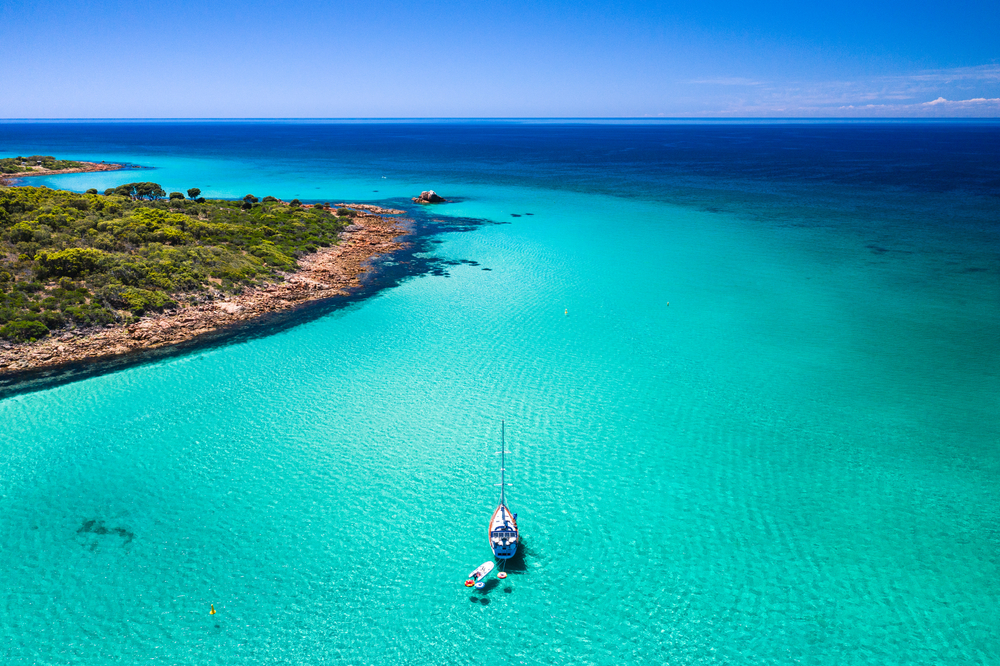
1;120;998;664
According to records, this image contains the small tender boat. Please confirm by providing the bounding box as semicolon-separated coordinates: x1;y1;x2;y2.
489;421;519;560
467;560;495;585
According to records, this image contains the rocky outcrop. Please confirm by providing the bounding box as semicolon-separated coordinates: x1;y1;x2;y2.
412;190;447;204
0;212;411;375
333;203;406;215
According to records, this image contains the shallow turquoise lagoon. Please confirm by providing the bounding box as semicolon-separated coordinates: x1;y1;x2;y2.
1;123;998;664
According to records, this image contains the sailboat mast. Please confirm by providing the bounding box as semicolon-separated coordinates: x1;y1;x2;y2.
500;420;506;507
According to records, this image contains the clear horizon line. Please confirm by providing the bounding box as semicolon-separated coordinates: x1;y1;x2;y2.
3;117;1000;123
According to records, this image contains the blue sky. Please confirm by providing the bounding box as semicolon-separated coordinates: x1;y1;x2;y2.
1;0;997;118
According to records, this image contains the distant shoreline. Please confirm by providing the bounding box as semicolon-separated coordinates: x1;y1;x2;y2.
0;160;127;186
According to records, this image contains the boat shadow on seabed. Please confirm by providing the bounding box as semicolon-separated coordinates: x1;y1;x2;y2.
468;537;531;605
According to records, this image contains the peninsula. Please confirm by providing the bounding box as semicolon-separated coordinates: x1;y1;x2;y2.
0;175;409;374
0;156;125;185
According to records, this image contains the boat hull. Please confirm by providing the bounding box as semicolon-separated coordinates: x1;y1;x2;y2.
489;504;519;560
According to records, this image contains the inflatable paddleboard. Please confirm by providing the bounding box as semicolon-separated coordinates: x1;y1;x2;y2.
468;561;495;582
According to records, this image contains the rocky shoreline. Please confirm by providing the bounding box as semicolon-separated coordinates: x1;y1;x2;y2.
0;160;126;185
0;211;410;375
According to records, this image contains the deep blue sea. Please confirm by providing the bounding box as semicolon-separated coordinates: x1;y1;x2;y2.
1;121;998;664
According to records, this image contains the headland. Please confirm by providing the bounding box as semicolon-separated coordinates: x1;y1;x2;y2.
0;157;125;185
0;168;410;376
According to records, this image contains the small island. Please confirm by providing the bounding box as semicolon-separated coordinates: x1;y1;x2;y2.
0;164;409;374
0;156;125;184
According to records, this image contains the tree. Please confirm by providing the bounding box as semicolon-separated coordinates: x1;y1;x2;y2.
105;182;166;201
85;188;98;195
243;194;259;204
187;188;201;200
289;199;302;207
169;192;185;200
262;196;279;203
140;182;167;200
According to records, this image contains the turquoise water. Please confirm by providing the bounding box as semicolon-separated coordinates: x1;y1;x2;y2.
1;123;999;664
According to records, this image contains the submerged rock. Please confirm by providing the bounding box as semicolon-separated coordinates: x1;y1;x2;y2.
412;190;447;204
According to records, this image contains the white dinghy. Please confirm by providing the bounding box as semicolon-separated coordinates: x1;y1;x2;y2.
465;561;495;588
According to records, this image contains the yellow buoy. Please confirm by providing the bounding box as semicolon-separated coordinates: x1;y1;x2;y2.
564;308;568;315
210;604;216;615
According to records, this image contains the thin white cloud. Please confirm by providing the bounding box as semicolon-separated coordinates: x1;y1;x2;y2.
902;65;1000;83
920;96;1000;106
677;65;1000;117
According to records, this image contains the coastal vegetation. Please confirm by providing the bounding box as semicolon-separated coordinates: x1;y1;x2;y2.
1;156;85;174
0;183;356;342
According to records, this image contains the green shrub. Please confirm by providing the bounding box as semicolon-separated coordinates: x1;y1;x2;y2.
9;222;35;242
99;285;176;315
40;310;65;328
37;248;111;277
63;303;114;326
0;319;49;342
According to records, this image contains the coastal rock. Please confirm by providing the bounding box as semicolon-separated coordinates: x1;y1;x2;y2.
333;203;406;215
412;190;447;204
216;302;243;314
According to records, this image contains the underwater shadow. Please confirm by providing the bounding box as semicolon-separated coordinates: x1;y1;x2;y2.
78;518;134;546
498;536;531;574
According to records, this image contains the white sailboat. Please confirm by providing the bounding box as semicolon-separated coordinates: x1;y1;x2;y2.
489;421;519;560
